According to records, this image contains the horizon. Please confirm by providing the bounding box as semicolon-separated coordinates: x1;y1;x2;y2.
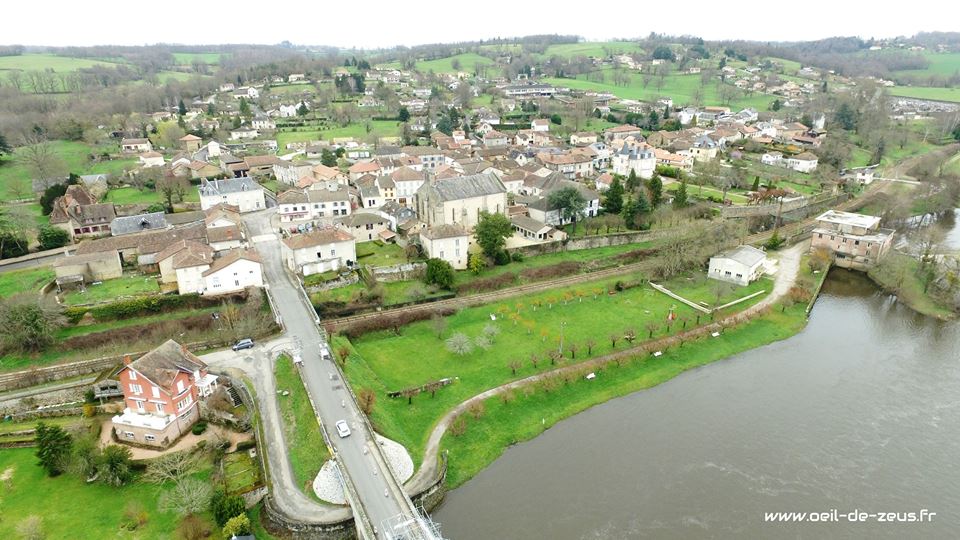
4;0;957;49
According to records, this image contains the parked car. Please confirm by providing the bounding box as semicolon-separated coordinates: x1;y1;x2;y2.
320;345;332;361
335;420;351;438
232;338;254;351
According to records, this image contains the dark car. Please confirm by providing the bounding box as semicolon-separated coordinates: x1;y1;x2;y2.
232;338;254;351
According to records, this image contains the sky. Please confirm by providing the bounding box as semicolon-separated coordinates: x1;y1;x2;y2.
4;0;956;48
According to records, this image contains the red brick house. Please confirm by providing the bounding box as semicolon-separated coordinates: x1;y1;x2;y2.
111;340;219;448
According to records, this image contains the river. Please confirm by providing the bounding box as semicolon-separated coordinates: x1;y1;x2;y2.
433;270;960;539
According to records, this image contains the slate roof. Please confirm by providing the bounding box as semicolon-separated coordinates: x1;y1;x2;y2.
713;245;767;267
110;212;169;236
198;177;262;196
421;223;468;240
422;173;506;202
126;340;206;394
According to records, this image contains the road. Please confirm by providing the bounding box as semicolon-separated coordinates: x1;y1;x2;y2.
242;210;415;537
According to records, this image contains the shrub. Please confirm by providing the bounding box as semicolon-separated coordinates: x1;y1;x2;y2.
37;224;71;251
519;261;581;281
235;440;256;452
493;249;511;266
455;272;516;294
211;489;247;526
510;251;525;262
612;248;658;264
423;258;455;289
222;514;252;538
191;422;207;436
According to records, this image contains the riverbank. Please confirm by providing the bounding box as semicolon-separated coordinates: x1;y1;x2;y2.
867;251;957;320
438;301;810;488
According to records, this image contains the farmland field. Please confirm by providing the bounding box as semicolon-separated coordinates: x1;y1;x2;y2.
0;140;138;200
0;53;124;72
544;41;644;59
172;52;225;65
276;120;401;149
887;85;960;103
890;52;960;78
416;53;493;74
545;68;774;110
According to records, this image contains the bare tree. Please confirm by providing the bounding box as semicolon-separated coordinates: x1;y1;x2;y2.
358;388;376;414
159;478;212;516
156;174;189;211
16;136;66;181
143;451;197;484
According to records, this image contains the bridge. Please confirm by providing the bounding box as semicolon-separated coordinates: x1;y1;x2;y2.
245;210;444;540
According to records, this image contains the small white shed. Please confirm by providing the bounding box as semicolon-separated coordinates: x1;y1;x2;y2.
708;245;767;286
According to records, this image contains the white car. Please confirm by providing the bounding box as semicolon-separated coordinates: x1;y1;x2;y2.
335;420;351;438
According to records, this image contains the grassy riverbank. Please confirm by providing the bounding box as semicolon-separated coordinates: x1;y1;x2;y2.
338;272;772;467
867;252;956;320
439;301;811;488
274;354;330;499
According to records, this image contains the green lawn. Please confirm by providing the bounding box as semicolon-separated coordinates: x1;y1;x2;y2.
171;52;224;65
103;185;200;205
312;279;448;309
0;447;213;539
545;68;773;110
274;354;330;498
0;266;54;298
356;241;405;267
0;53;124;72
415;53;494;74
0;416;80;436
440;302;810;487
0;140;137;200
340;273;768;466
891;51;960;78
61;274;161;306
665;181;752;204
657;274;771;308
275;120;401;149
887;86;960;103
54;306;220;340
223;451;262;494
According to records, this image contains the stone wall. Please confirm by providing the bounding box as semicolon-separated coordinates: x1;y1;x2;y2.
371;262;425;282
259;496;357;540
507;229;664;258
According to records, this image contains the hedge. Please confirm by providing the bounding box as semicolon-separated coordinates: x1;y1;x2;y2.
64;292;247;324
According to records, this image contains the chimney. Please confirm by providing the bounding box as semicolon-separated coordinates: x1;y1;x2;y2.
123;355;132;366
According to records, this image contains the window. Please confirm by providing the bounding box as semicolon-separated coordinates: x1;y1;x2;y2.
854;240;860;245
330;248;336;257
176;380;185;394
129;383;142;395
124;431;135;439
144;434;156;442
135;400;145;412
818;233;823;238
155;402;165;414
129;370;137;380
151;386;160;398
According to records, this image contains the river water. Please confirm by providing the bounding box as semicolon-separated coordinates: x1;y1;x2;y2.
433;270;960;539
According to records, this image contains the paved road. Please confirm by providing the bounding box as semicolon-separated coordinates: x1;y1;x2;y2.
242;211;412;536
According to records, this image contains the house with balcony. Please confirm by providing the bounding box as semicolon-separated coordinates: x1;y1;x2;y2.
811;210;894;270
111;340;218;448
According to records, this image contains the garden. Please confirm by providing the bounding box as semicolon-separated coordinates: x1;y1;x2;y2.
274;353;330;499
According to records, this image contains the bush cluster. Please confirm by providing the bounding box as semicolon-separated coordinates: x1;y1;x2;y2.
341;307;455;339
455;272;517;294
519;261;581;281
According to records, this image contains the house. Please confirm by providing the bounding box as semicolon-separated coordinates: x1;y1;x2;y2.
689;136;719;161
110;212;169;236
233;87;259;100
53;251;123;289
612;143;656;179
229;127;259;140
288;73;306;83
510;214;564;242
391;167;427;206
483;130;509;148
415;173;508;229
652;148;694;172
200;249;263;294
186;160;221;180
205;204;245;252
156;239;214;290
784;152;819;173
121;138;152;153
401;145;445;170
593;172;615;192
48;185;116;241
841;165;878;185
311;164;348;185
274;162;316;185
811;211;895;270
277;184;352;223
708;245;768;286
251;116;276;130
198;177;265;213
420;224;470;270
281;228;357;276
604;125;644;142
531;119;550;132
111;340;218;448
179;134;202;152
348;160;381;180
525;180;600;226
74;221;208;270
570;132;598;146
139;151;165;168
336;212;391;243
536;151;593;179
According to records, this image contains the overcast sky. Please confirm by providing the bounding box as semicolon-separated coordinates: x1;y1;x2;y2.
5;1;954;48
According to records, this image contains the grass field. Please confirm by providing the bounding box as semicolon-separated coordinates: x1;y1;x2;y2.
439;301;810;487
172;52;224;65
0;447;214;539
887;85;960;103
890;52;960;78
0;53;124;72
103;184;200;205
415;53;494;74
356;241;405;267
545;68;773;110
0;140;137;200
543;41;644;59
274;354;330;498
60;274;161;306
0;266;54;298
312;280;448;309
340;272;769;466
665;181;753;203
276;120;401;149
223;451;262;494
